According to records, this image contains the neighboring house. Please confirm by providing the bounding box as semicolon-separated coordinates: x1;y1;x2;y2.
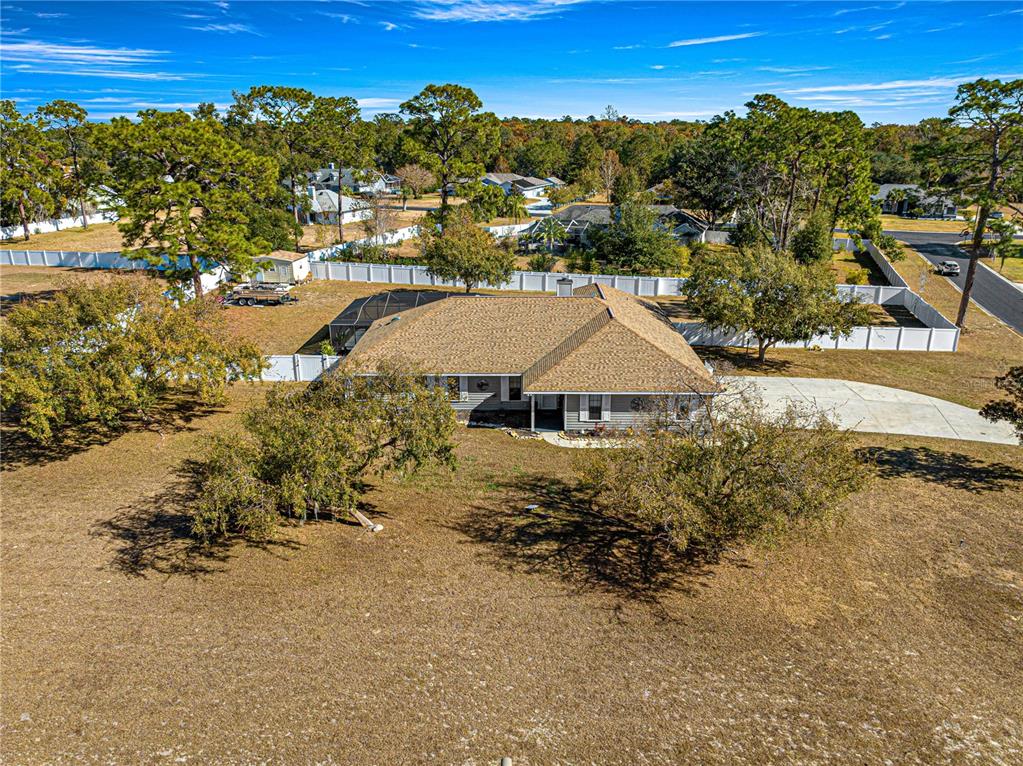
536;203;710;246
303;186;372;226
298;165;401;196
345;281;718;432
872;184;958;219
252;250;310;284
481;172;565;199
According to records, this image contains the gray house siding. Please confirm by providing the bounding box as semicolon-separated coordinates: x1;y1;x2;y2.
448;375;529;413
563;394;703;432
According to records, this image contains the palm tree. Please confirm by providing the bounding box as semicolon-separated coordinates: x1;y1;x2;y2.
503;192;529;223
530;216;567;252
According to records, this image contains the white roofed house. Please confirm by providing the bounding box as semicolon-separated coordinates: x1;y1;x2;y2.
302;185;372;226
481;172;564;200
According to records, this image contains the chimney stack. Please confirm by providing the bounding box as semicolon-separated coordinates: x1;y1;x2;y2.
556;277;574;297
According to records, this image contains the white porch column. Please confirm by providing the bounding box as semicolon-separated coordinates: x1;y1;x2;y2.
530;395;535;431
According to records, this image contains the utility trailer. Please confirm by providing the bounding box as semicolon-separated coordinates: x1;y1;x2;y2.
228;283;298;306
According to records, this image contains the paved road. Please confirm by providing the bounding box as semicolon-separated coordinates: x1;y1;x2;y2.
888;230;1023;334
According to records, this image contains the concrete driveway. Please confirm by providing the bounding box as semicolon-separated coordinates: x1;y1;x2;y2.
728;376;1019;446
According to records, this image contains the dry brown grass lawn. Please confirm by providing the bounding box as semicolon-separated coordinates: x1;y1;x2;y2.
2;385;1021;764
831;246;886;285
880;214;968;233
2;222;127;251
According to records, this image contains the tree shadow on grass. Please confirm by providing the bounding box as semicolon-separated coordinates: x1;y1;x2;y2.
694;346;793;375
859;445;1023;494
453;473;722;610
1;396;225;470
92;460;301;579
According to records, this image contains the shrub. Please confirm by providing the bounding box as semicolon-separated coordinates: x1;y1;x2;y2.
0;276;262;443
577;396;865;556
190;361;457;542
527;252;558;272
791;214;834;265
846;268;869;285
875;233;905;262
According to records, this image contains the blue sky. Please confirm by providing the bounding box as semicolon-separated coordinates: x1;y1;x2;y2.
1;1;1021;123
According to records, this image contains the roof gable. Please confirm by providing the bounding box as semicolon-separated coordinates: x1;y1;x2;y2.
347;284;716;393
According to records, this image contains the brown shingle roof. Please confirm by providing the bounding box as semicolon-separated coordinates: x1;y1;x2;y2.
347;285;717;393
348;295;607;374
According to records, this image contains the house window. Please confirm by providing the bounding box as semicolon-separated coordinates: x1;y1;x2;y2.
509;380;522;401
587;395;603;421
446;376;460;401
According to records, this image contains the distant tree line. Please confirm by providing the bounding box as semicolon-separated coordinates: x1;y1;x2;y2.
2;78;1019;317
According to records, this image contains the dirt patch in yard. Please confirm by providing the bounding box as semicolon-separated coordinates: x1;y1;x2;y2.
1;389;1021;764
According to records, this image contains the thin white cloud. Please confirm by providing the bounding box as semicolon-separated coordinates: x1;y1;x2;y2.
612;44;643;50
380;21;399;31
213;1;229;9
782;74;1023;94
188;22;261;35
357;98;400;108
667;32;764;47
319;11;356;22
650;64;665;70
33;12;66;18
412;0;587;23
0;39;168;66
875;34;892;40
757;65;830;73
833;3;904;17
7;66;186;81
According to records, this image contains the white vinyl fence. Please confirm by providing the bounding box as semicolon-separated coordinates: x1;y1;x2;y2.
676;284;959;352
1;211;118;241
311;259;683;297
261;354;341;382
484;222;534;238
307;225;421;261
2;234;961;354
0;249;228;292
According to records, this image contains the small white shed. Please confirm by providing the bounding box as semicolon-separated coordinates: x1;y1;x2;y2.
253;250;311;284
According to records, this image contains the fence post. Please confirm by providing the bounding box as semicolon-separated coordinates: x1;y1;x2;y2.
293;355;301;382
897;326;904;351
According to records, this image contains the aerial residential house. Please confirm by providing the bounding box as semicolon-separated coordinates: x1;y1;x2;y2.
481;172;565;200
537;203;710;246
872;184;958;220
252;250;311;284
299;165;400;196
345;281;718;432
303;186;372;226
